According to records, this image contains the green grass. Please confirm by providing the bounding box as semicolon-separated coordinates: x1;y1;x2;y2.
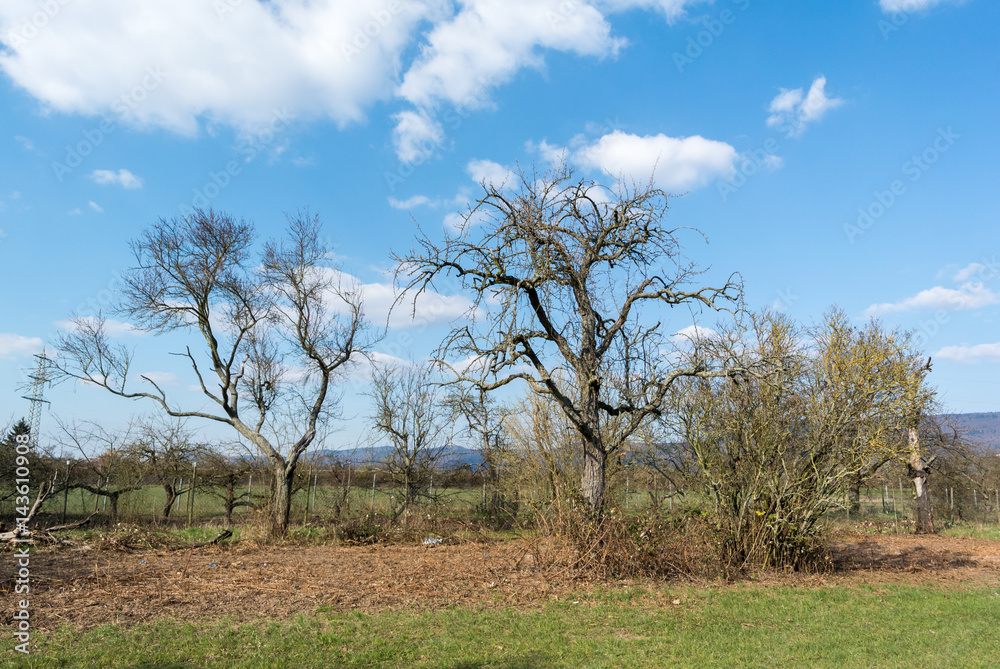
4;583;999;668
940;523;1000;541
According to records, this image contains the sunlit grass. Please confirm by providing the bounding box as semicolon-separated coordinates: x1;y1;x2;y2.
5;583;999;668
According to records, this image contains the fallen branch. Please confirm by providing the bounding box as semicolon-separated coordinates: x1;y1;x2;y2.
45;512;98;533
191;529;233;548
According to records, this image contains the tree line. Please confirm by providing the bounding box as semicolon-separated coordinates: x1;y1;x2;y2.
3;164;992;568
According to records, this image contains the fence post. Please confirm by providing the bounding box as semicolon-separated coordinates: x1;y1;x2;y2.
61;460;71;524
188;463;197;528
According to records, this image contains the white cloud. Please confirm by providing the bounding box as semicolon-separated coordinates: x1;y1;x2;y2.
672;324;718;344
67;208;82;216
767;76;844;138
140;371;179;386
391;109;444;164
934;342;1000;364
879;0;957;11
572;130;738;191
388;194;432;210
599;0;706;21
0;1;430;134
952;262;986;282
466;159;513;187
392;0;626;159
90;168;143;189
363;278;475;329
0;1;714;164
88;200;104;213
55;316;142;337
319;268;474;330
0;333;44;359
526;139;569;165
14;135;33;150
398;0;624;110
865;283;1000;315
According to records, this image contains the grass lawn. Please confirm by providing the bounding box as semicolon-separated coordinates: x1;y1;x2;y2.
5;582;997;668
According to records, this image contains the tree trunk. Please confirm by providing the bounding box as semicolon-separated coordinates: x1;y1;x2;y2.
162;483;177;519
848;480;861;514
581;436;606;513
270;465;294;536
908;427;935;534
108;492;120;524
224;479;235;526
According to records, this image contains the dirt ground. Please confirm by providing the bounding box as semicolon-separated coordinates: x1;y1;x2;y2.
3;531;999;632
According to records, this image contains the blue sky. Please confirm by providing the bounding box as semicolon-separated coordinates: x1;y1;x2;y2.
0;0;997;451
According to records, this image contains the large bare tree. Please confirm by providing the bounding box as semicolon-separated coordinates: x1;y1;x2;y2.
395;168;741;512
53;210;375;535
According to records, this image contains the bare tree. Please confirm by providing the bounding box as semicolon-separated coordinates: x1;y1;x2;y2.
126;417;208;520
446;386;511;516
395;167;741;512
52;210;376;535
368;360;449;513
54;418;145;524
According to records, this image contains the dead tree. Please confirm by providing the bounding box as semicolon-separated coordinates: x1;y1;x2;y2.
906;358;937;533
395;167;741;512
52;210;376;535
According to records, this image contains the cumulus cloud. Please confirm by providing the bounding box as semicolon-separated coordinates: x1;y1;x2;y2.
865;283;1000;315
0;333;43;358
0;0;429;134
952;262;988;282
90;168;143;189
571;130;738;191
391;109;445;164
0;0;712;163
766;76;844;138
319;268;474;330
392;0;626;159
466;159;514;187
934;342;1000;364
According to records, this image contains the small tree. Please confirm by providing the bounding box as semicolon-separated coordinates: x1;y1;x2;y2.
53;210;376;536
446;387;511;517
54;418;145;524
368;360;449;514
395;167;741;513
127;417;207;520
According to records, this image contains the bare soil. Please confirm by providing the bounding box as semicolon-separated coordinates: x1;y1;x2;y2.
3;531;999;632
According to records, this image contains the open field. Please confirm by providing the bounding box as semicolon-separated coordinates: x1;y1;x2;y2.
2;529;999;667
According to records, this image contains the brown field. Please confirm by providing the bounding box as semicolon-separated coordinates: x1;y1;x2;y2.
3;531;999;633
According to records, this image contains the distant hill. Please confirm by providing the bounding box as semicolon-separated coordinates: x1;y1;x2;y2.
936;412;1000;450
311;444;483;469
